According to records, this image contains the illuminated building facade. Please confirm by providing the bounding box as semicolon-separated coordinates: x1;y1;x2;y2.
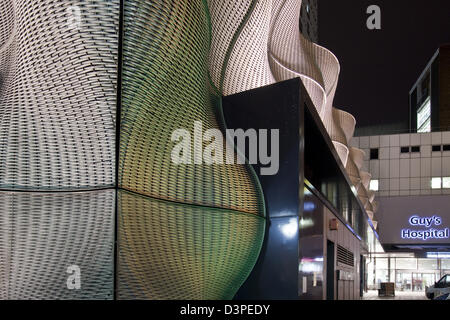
410;44;450;133
0;0;379;300
351;131;450;291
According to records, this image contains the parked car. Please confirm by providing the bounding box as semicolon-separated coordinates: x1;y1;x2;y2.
433;293;449;300
426;274;450;299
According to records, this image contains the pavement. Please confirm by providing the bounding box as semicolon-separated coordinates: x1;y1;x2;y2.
363;290;428;300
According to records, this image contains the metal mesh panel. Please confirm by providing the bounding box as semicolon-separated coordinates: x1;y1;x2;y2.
208;0;275;95
332;141;350;168
0;0;118;300
0;0;15;51
207;0;254;91
118;0;266;299
117;190;265;300
269;0;340;119
119;0;265;216
331;108;356;146
0;0;119;190
0;189;115;300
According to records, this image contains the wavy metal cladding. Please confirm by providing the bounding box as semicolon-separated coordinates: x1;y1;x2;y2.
117;190;265;300
0;0;118;299
0;0;119;190
0;190;115;300
269;0;335;117
207;0;374;218
208;0;349;165
119;0;264;215
208;0;275;95
346;147;365;191
118;0;265;299
328;108;356;167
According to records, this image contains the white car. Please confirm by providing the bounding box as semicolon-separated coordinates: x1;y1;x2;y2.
426;274;450;300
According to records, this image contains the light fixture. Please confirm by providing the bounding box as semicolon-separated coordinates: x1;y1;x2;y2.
281;218;298;238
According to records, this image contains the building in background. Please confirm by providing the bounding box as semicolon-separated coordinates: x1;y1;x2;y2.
410;44;450;133
351;132;450;291
300;0;318;42
353;44;450;137
350;45;450;293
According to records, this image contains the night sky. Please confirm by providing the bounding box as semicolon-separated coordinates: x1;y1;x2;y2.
318;0;450;128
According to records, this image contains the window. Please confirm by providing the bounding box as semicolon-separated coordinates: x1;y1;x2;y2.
437;275;450;288
370;148;379;160
442;259;450;269
418;259;438;270
417;97;431;133
401;146;410;153
418;118;431;133
411;146;420;153
432;145;442;152
427;252;450;259
443;145;450;151
375;258;388;269
433;177;450;189
443;177;450;189
431;177;442;189
421;73;430;97
395;258;417;270
369;180;379;191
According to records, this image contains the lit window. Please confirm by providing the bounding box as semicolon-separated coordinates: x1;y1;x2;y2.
369;180;379;191
417;97;431;133
431;177;442;189
443;177;450;189
418;118;431;133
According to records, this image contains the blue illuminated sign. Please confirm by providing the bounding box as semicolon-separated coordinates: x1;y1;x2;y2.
401;215;449;241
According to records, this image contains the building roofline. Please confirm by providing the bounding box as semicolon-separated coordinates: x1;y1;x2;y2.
409;47;440;95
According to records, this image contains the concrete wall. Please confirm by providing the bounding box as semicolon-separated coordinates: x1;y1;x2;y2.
351;131;450;197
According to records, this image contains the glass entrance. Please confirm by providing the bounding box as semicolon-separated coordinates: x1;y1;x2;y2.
396;272;412;291
412;273;436;291
396;272;437;291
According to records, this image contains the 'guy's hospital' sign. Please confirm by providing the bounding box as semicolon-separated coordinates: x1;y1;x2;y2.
401;215;449;241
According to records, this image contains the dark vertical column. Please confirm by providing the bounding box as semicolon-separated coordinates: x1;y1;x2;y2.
388;256;391;282
360;255;365;297
326;240;335;300
409;89;417;132
222;78;304;300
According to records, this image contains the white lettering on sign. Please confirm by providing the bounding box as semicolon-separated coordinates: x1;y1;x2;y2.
401;215;449;241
